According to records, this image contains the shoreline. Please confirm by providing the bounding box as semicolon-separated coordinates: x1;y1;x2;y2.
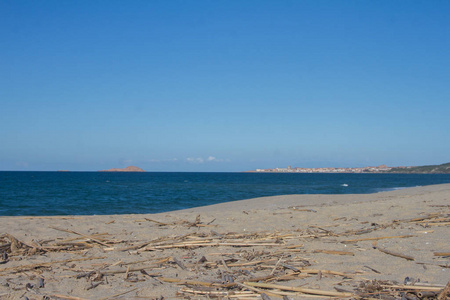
1;183;449;299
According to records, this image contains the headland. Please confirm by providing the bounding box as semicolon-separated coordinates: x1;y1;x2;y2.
98;166;145;172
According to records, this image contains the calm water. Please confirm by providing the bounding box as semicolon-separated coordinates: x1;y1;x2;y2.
1;172;450;216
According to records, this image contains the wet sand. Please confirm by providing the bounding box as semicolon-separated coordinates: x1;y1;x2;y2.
1;184;449;299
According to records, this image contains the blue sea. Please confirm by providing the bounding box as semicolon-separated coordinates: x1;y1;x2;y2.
1;172;450;216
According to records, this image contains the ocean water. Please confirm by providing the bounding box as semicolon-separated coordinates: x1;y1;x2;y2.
1;172;450;216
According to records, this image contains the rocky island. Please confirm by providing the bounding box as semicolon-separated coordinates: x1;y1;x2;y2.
98;166;145;172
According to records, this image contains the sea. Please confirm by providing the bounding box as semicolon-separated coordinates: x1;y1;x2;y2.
1;171;450;216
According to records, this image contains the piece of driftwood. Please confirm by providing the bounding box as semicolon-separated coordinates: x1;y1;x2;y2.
49;226;111;247
379;284;445;291
363;265;381;274
376;247;415;261
160;277;236;288
180;287;258;298
341;235;415;243
313;249;354;256
50;294;88;300
243;282;354;297
298;268;352;277
437;281;450;300
144;218;171;226
434;252;450;256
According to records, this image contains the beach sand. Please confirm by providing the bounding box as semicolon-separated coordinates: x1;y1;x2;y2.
1;184;449;299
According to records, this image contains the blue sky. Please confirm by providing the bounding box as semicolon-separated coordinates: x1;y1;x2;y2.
1;1;449;171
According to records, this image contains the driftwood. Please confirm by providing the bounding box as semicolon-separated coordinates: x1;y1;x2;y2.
312;249;354;256
434;252;450;256
438;281;450;300
243;281;354;297
2;207;448;299
376;247;415;261
49;226;112;246
341;234;415;243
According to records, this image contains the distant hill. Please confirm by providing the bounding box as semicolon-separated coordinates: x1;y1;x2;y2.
387;162;450;174
99;166;145;172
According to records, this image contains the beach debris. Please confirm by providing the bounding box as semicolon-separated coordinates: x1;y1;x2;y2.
1;204;448;299
356;280;450;299
433;252;450;257
38;276;45;288
0;233;42;255
375;246;415;261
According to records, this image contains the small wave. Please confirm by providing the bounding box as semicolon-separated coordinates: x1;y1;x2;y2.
341;184;348;187
376;186;413;193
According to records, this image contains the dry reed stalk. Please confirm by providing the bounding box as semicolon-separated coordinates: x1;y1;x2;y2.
49;226;111;246
270;255;284;275
286;244;304;249
313;249;354;256
159;277;236;288
380;284;445;291
425;222;450;226
227;259;278;267
180;287;258;298
434;252;450;256
341;235;415;243
144;218;171;226
101;266;161;276
50;294;88;300
437;281;450;300
0;256;105;273
298;269;352;277
244;282;354;297
416;217;450;223
144;242;280;250
376;247;415;261
237;282;282;297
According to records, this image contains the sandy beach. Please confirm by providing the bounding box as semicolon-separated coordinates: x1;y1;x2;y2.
1;184;449;299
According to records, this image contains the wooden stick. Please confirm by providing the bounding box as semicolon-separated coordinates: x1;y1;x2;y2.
243;282;354;297
50;294;88;300
270;255;283;275
237;283;281;297
159;277;236;288
437;281;450;300
426;222;450;226
49;226;110;246
144;218;171;226
101;266;161;276
380;284;444;291
144;242;280;250
341;235;415;243
181;287;258;298
434;252;450;256
313;249;354;256
299;269;352;277
376;247;415;261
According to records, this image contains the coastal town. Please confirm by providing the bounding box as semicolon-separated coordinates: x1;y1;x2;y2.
251;165;395;173
251;162;450;173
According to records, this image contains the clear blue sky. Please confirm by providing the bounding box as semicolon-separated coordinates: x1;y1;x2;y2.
1;1;449;172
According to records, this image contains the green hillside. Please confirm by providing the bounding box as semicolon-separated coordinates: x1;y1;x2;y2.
388;162;450;174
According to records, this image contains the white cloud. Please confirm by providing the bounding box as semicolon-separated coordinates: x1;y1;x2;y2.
186;156;230;163
186;157;204;163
